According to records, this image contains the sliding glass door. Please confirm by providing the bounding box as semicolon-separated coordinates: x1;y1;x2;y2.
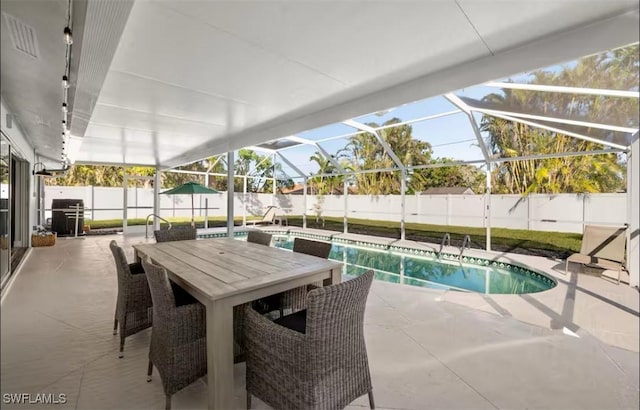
1;134;10;285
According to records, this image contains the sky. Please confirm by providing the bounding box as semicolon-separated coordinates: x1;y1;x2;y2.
265;83;500;180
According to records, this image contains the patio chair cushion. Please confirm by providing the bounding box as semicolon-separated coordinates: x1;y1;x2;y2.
249;206;278;226
565;224;627;283
273;309;307;334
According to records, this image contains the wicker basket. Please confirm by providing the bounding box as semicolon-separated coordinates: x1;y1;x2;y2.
32;232;57;247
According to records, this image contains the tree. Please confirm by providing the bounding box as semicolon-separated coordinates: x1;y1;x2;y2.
481;44;637;194
46;165;126;187
412;159;486;194
347;118;432;194
308;151;351;195
233;149;293;193
163;156;229;191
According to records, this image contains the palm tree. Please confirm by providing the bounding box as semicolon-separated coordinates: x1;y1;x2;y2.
480;44;638;194
346;118;432;194
308;151;351;194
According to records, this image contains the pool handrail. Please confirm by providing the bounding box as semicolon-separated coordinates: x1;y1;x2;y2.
145;214;172;239
438;233;451;258
459;235;471;260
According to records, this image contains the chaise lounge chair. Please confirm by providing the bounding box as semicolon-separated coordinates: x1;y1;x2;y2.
565;224;627;284
249;206;278;226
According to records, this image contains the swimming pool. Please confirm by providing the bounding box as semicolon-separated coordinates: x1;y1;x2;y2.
200;230;556;294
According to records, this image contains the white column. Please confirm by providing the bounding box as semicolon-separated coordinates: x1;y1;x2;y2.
485;163;492;251
272;153;277;206
123;168;128;233
242;175;247;227
343;181;348;234
88;185;94;225
627;137;639;287
153;169;160;231
400;170;406;240
303;177;308;229
227;151;234;237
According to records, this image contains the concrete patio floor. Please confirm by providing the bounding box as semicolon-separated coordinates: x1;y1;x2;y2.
1;232;638;409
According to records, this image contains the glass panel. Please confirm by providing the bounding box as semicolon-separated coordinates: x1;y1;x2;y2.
353;95;456;125
1;135;10;284
276;143;323;179
296;122;358;142
410;111;487;163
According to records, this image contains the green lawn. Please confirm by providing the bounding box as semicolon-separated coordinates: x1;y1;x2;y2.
85;215;582;259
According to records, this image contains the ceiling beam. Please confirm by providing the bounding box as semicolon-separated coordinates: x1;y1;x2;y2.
443;94;492;162
343;119;405;170
473;107;638;134
70;0;134;139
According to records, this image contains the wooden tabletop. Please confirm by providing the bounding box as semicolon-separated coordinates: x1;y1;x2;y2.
133;238;342;302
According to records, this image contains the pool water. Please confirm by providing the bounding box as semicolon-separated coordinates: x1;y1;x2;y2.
272;236;555;294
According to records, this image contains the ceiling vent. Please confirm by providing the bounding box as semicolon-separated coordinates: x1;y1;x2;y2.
3;12;40;59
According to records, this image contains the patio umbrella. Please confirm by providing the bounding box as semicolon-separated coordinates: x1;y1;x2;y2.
160;181;219;227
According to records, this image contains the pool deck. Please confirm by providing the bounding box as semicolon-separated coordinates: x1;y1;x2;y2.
1;229;638;409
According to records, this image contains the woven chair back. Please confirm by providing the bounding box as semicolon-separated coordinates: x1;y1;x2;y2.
109;240;134;291
306;270;373;342
247;230;272;246
154;227;197;243
293;237;332;259
141;258;177;326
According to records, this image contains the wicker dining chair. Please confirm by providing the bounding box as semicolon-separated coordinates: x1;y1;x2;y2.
292;237;332;259
141;258;206;410
109;240;153;358
244;270;375;410
153;227;197;243
246;230;273;246
256;238;332;317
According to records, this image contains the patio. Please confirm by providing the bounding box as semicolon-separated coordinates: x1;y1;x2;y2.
1;233;637;409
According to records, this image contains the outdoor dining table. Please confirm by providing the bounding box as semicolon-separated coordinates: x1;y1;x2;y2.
133;237;343;409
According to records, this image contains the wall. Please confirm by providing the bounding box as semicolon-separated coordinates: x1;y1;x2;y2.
1;99;36;244
43;186;627;234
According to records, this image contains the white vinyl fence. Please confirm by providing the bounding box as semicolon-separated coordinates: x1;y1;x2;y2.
43;186;626;234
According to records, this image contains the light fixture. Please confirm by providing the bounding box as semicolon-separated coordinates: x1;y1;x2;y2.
62;119;66;126
63;27;73;45
62;75;70;89
32;162;52;177
62;102;68;113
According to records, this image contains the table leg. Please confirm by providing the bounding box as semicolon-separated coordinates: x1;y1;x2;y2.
324;267;342;287
206;300;234;409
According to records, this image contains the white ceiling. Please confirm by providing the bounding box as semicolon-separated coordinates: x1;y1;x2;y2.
2;0;639;168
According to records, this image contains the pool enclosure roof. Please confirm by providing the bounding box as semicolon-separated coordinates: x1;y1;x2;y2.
0;0;639;171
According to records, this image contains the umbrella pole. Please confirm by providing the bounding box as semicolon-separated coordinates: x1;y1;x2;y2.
191;194;195;228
